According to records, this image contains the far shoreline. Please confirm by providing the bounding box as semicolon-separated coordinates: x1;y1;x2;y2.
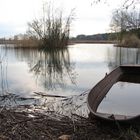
0;39;117;48
69;40;117;45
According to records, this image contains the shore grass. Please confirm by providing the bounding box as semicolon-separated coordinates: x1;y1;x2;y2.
117;34;140;48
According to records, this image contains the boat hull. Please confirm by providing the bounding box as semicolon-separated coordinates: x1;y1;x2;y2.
87;65;140;123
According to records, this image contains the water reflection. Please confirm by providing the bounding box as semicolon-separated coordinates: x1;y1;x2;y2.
11;47;76;90
98;81;140;116
0;47;8;94
0;46;77;107
107;46;140;70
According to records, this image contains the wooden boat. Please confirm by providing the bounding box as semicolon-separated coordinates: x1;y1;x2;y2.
87;65;140;123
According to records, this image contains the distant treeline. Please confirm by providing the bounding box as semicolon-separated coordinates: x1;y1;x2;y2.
70;33;118;41
0;28;140;46
71;28;140;41
0;33;117;45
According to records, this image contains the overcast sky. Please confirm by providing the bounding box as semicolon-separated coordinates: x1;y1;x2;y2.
0;0;138;37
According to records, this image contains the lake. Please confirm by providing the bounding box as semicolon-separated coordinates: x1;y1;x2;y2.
0;44;140;116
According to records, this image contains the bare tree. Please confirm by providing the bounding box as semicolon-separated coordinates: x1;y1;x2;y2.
110;9;140;41
27;4;74;49
92;0;140;9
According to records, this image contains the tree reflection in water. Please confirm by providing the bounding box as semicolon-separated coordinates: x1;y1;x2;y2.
107;46;140;71
0;46;8;94
15;47;76;90
0;46;78;110
14;47;82;115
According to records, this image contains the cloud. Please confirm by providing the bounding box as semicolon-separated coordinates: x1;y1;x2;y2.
0;0;43;37
0;0;127;37
0;22;26;37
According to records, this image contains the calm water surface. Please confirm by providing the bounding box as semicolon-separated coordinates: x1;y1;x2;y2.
0;44;140;116
98;82;140;116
